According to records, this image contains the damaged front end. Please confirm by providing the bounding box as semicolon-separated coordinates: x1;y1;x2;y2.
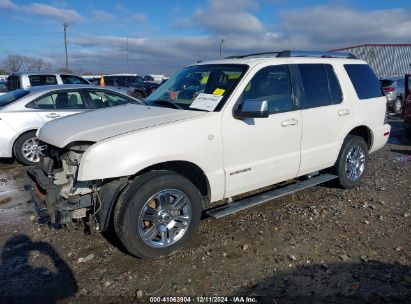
27;142;128;231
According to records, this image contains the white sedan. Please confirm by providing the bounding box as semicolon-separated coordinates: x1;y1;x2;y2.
0;84;142;165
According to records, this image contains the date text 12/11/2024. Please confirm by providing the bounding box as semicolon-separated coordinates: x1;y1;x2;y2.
149;296;258;303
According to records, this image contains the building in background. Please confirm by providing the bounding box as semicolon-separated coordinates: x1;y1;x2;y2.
331;44;411;79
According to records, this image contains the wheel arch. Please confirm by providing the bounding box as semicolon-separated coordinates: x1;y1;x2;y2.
12;129;38;156
136;160;211;203
346;125;373;150
98;160;211;232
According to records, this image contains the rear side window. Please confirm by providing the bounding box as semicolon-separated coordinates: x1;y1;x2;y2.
28;75;58;87
27;90;86;109
61;75;89;85
344;64;383;100
6;76;20;91
325;65;343;104
298;64;330;108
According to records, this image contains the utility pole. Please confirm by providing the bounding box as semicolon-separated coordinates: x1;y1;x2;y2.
219;39;224;58
63;23;69;72
126;36;129;73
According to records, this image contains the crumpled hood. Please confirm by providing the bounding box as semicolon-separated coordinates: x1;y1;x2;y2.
38;104;205;148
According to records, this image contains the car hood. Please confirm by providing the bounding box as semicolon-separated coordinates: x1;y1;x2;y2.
38;104;206;148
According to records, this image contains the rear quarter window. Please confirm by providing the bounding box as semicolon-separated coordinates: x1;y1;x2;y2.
61;75;89;85
6;76;20;91
344;64;383;100
28;75;58;87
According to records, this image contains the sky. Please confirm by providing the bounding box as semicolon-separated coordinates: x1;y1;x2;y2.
0;0;410;75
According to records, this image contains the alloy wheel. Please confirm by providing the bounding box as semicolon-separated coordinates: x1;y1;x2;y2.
138;189;192;248
345;145;365;181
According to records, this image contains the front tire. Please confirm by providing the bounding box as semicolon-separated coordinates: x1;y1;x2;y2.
13;131;44;166
113;170;202;259
335;135;368;189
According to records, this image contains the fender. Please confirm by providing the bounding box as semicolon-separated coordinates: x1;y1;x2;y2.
77;113;226;202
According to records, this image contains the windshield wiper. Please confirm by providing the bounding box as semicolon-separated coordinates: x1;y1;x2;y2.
151;99;183;109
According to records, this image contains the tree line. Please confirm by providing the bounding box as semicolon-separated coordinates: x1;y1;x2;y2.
0;54;52;74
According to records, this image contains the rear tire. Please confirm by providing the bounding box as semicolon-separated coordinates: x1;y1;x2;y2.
393;97;402;114
131;91;144;99
335;135;368;189
13;131;44;166
113;170;202;259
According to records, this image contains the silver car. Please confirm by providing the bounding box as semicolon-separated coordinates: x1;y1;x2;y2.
380;78;405;114
0;84;142;165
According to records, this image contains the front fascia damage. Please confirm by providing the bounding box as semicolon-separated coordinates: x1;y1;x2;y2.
27;143;129;231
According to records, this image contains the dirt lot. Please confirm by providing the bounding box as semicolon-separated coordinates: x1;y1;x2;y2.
0;118;410;304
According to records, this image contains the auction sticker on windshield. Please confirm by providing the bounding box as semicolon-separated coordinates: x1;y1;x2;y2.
189;93;223;111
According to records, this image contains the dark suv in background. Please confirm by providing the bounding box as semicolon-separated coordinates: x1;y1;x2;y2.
94;75;161;99
380;78;405;114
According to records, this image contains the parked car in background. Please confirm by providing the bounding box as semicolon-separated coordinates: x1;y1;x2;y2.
97;77;130;95
144;74;169;84
128;77;161;99
0;80;7;96
404;74;411;139
6;72;91;91
0;85;141;165
380;78;405;114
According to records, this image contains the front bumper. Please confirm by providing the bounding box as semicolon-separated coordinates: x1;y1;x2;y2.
27;167;91;226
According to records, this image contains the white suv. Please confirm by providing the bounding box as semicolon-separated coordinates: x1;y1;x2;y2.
6;72;90;91
29;51;390;258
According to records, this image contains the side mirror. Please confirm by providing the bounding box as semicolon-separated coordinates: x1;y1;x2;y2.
234;99;269;119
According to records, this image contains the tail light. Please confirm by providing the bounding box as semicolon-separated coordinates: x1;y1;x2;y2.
383;87;394;92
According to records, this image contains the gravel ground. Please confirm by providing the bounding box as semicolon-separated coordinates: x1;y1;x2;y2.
0;118;410;304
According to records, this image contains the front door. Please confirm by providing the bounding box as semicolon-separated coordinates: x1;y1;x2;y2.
222;64;302;198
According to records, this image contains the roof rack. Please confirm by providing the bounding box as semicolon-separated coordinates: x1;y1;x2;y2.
225;52;280;59
225;50;357;59
277;50;357;59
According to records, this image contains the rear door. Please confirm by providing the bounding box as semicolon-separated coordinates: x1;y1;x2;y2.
27;90;87;122
295;63;349;176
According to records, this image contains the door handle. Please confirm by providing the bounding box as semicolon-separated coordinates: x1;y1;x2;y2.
338;109;350;116
281;118;298;127
46;113;61;119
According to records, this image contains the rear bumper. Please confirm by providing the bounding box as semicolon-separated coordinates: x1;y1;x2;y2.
370;124;391;153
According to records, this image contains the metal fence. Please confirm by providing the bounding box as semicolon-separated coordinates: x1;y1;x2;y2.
332;44;411;79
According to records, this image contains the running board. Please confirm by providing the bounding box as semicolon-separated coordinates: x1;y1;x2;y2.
206;173;337;219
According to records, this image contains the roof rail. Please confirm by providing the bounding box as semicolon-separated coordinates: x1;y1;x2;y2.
225;52;280;59
225;50;357;59
277;50;357;59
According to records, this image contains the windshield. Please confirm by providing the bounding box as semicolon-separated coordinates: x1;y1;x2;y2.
0;89;30;107
145;64;248;111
